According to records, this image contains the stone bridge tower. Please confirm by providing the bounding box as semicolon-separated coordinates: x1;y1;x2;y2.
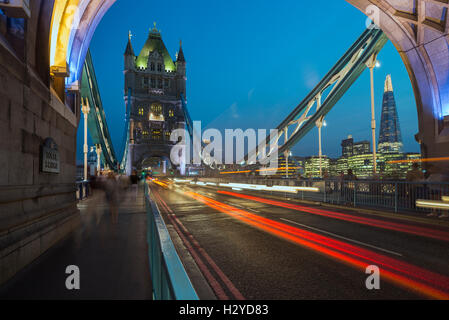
124;24;186;174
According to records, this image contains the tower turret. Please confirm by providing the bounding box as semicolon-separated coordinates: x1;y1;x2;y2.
124;31;135;71
176;40;186;96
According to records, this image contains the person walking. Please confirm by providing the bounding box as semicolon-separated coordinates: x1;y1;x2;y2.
130;170;139;200
104;172;119;224
406;163;424;209
343;169;357;205
425;165;449;218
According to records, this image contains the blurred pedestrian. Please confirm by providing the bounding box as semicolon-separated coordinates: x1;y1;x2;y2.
407;163;424;182
104;172;119;224
343;169;357;204
130;170;139;200
406;163;424;209
425;165;449;218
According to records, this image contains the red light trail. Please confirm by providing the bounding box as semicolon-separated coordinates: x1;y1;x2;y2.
217;191;449;242
181;190;449;299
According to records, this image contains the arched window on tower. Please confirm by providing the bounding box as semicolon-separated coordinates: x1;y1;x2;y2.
150;62;155;71
149;103;164;121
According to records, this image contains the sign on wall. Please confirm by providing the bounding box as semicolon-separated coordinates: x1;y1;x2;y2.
41;138;60;174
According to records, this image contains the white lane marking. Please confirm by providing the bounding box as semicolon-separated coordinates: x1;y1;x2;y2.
227;202;261;213
280;218;403;257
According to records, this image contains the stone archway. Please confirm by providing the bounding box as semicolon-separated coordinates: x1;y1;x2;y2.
46;0;449;172
347;0;449;173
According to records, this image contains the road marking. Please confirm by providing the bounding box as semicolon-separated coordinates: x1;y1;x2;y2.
280;218;403;257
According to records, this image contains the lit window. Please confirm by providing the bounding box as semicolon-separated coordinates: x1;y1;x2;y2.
152;130;162;141
169;110;174;117
138;108;144;116
149;103;164;121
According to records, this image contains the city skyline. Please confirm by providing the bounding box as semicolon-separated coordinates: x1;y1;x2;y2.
76;0;420;161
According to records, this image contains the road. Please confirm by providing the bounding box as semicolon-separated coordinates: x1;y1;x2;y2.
149;180;449;300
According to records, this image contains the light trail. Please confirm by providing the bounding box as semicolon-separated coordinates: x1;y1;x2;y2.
219;170;252;175
218;191;449;242
181;190;449;299
150;186;245;300
387;157;449;164
151;179;169;188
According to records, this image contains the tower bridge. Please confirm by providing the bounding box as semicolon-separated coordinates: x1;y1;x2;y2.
1;0;449;301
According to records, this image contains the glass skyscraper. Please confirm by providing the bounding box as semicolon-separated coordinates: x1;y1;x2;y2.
377;75;403;154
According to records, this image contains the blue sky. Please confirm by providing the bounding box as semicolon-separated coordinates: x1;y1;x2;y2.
76;0;420;162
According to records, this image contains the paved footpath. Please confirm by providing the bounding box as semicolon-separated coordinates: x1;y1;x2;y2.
0;186;152;300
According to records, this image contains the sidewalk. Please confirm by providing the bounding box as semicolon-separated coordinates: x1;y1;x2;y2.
0;187;152;300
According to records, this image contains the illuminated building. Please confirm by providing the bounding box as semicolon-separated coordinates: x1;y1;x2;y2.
378;75;403;154
267;155;300;177
304;156;330;178
341;135;354;158
353;140;370;155
348;153;375;178
125;24;187;173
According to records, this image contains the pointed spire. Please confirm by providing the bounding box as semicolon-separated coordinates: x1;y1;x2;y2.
125;30;135;56
177;39;185;63
384;74;393;92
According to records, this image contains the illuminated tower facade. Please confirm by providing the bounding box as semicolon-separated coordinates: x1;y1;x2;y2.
377;75;403;154
124;24;187;173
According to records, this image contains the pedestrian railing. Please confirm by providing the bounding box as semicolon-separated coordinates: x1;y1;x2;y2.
200;177;449;215
144;182;199;300
291;180;449;214
76;181;91;200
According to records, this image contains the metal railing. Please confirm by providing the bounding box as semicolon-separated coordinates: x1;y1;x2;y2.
199;177;449;215
282;180;449;214
76;181;91;200
144;182;199;300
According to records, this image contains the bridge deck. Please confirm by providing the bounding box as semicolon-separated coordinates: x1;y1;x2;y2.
0;188;152;300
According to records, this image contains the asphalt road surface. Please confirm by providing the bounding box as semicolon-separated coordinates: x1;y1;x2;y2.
150;180;449;300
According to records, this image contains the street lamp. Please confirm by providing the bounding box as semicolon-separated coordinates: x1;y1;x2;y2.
315;94;325;177
81;98;90;181
366;55;379;174
96;144;102;175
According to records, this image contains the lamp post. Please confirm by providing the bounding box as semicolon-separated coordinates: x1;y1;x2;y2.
284;128;289;178
315;94;325;177
96;144;102;175
366;55;379;174
81;98;90;181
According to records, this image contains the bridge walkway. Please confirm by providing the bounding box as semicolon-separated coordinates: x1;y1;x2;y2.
0;186;152;300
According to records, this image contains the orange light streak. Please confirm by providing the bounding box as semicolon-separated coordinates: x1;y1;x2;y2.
183;191;449;299
387;157;449;164
219;170;252;175
218;191;449;242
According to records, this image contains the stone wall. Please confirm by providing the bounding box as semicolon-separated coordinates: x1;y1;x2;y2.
0;1;80;285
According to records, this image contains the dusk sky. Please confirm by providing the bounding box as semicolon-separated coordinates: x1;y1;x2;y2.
76;0;420;162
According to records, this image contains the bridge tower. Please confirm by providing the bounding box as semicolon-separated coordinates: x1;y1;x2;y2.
124;24;187;175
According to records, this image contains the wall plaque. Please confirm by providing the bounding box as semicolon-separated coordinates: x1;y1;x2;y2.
41;138;60;174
